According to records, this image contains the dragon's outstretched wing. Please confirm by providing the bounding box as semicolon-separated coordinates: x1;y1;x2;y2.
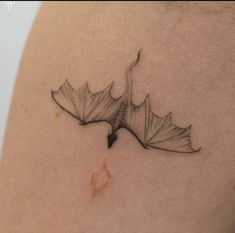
124;95;200;153
51;80;120;124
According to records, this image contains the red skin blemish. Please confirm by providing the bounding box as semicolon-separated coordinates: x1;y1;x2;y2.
90;157;112;198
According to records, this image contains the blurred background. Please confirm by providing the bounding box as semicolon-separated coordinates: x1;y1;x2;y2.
0;1;41;153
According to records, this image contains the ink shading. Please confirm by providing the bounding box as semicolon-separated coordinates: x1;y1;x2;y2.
51;50;200;153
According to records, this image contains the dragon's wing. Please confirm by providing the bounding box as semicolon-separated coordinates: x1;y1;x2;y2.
51;80;120;124
124;95;200;153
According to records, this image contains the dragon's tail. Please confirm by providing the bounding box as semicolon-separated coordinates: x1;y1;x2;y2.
124;49;141;101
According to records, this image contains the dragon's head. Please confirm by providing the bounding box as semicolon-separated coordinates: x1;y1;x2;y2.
107;132;118;148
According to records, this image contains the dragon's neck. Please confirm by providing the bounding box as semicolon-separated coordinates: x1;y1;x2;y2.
124;75;132;102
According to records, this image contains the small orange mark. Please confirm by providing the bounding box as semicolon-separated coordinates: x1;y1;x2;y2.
90;157;112;198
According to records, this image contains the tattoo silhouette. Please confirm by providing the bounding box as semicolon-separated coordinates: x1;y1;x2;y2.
51;50;200;153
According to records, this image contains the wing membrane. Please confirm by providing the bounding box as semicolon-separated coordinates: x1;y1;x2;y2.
51;80;120;123
124;96;199;153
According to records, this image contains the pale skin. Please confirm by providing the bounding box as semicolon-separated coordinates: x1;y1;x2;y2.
0;2;235;233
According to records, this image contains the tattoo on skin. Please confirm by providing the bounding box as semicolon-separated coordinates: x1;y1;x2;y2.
51;50;201;197
51;50;200;153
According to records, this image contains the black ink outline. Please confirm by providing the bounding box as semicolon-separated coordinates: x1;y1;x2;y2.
51;50;201;153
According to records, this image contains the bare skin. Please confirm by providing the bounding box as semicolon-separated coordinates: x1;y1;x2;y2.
1;2;235;233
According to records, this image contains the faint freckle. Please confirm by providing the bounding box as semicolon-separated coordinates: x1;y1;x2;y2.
20;104;28;113
232;184;235;191
56;112;60;117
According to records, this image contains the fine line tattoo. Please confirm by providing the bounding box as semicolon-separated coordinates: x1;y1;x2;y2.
51;50;200;153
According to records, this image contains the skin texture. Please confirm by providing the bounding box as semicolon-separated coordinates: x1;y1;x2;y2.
0;2;235;233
